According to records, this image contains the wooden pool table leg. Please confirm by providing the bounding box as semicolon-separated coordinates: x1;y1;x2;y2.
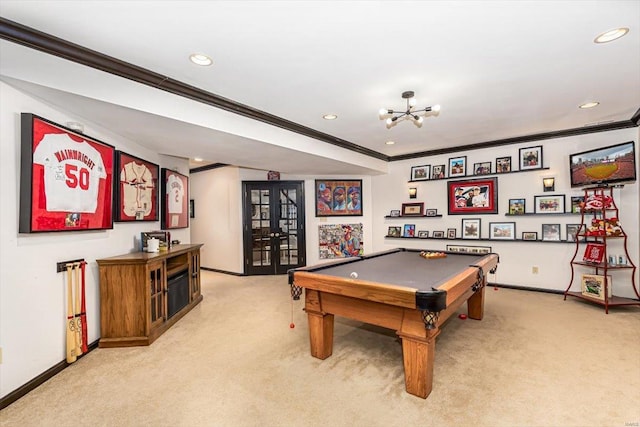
467;284;486;320
305;290;334;359
398;331;438;399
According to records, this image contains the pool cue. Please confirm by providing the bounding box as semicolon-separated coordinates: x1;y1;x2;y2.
73;262;83;356
66;264;77;363
80;261;88;354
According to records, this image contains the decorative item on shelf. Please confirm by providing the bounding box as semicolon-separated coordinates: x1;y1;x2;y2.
519;145;543;170
432;230;445;238
495;156;512;173
378;91;440;128
409;187;418;199
410;165;430;181
508;198;526;215
461;218;481;239
582;193;613;210
388;226;401;237
522;231;538;241
417;230;429;238
448;156;467;177
570;196;584;213
447;228;457;239
542;177;555;192
403;224;416;237
541;224;561;241
565;224;581;242
425;209;438;217
585;217;623;236
534;194;565;214
473;162;492;175
489;222;516;240
581;274;612;300
390;209;401;217
401;202;424;216
431;164;446;179
582;242;605;263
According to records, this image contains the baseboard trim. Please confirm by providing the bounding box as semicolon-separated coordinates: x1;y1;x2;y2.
0;339;99;410
201;267;246;276
490;282;564;295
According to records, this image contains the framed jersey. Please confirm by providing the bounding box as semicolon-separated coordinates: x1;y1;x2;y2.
19;113;115;233
161;168;189;229
114;151;159;222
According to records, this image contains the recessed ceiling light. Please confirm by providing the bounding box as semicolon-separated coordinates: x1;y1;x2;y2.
189;53;213;66
193;157;204;162
323;114;338;120
594;27;629;43
385;140;395;145
579;102;600;109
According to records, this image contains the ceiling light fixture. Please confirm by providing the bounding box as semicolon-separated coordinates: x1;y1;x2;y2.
193;157;203;162
379;91;440;129
579;101;600;109
189;53;213;66
385;140;395;145
594;27;629;43
323;114;338;120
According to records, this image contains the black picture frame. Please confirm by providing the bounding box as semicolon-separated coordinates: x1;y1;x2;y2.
508;198;526;215
519;145;543;170
448;156;467;177
534;194;565;214
114;151;159;222
496;156;512;173
315;179;362;217
161;168;189;229
410;165;430;181
489;222;516;240
189;199;195;219
542;224;561;241
461;218;481;239
473;162;492;175
432;164;446;179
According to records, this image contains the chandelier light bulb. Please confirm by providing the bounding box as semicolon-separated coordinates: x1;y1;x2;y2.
432;104;441;112
379;108;389;116
408;97;417;107
416;116;424;124
385;117;393;126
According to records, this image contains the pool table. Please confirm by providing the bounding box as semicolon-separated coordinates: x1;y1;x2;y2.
288;248;499;399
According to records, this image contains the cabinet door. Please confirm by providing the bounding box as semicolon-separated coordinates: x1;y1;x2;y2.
189;249;201;300
149;260;166;329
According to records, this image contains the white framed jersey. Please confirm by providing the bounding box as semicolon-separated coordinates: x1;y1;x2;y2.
120;161;154;217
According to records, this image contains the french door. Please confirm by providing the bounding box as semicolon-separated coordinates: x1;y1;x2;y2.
243;181;306;275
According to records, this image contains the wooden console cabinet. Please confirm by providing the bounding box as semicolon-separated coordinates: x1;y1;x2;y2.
97;244;203;348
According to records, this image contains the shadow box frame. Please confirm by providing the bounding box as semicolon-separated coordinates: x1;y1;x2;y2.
447;177;498;215
401;202;425;216
19;113;115;233
114;151;159;222
161;168;189;230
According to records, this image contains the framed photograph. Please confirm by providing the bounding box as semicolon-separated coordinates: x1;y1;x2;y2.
447;245;492;254
519;145;543;170
570;196;583;214
447;228;457;239
387;226;401;237
534;195;565;214
114;151;159;222
19;113;115;233
315;179;362;217
403;224;416;237
581;274;612;300
432;164;446;180
425;209;438;217
473;162;492;175
508;198;526;215
496;156;512;173
402;202;425;216
410;165;430;181
189;199;195;219
489;222;516;240
161;168;189;229
390;209;401;217
447;177;498;215
417;230;429;238
461;218;481;239
566;224;582;242
432;230;445;238
448;156;467;177
541;223;561;241
522;231;538;241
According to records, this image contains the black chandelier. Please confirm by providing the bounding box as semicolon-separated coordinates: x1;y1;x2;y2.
379;91;440;128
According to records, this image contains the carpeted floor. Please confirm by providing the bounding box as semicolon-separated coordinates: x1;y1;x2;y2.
2;271;639;427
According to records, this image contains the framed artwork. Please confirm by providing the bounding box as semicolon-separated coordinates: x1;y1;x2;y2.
519;145;543;170
19;113;115;233
534;195;565;214
401;202;424;216
114;151;158;222
447;245;492;254
161;168;189;229
410;165;430;181
473;162;492;175
388;226;401;237
417;230;429;238
425;209;438;217
447;228;457;239
403;224;416;237
448;156;467;177
522;231;538;241
508;198;526;215
496;156;512;173
447;177;498;215
581;274;612;300
432;164;446;179
189;199;195;219
318;223;363;259
461;218;481;239
570;196;583;214
315;179;362;217
432;230;445;238
390;209;401;217
541;224;561;241
489;222;516;240
566;224;582;242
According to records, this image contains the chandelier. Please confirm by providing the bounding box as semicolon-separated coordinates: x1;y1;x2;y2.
379;91;440;128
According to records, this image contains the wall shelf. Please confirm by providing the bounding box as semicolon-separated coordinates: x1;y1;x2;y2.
384;215;443;219
505;212;580;216
384;236;575;243
408;167;550;183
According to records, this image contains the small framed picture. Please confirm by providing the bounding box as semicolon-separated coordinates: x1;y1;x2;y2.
387;226;401;237
390;209;401;217
496;156;512;173
519;145;543;170
541;224;561;241
566;224;582;242
534;195;565;214
473;162;492;175
448;156;467;177
508;198;526;215
570;196;583;214
432;164;446;179
581;274;612;300
425;209;438;217
417;230;429;238
447;228;457;239
489;222;516;240
522;231;538;241
189;199;195;219
410;165;431;181
403;224;416;237
447;245;492;254
401;202;424;216
432;230;445;238
461;218;481;239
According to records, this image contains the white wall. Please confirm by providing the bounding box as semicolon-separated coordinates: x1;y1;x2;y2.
0;82;191;398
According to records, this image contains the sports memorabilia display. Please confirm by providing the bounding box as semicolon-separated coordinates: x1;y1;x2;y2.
114;151;159;222
161;168;189;229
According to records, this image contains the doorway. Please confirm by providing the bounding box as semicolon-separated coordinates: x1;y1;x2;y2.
243;181;306;275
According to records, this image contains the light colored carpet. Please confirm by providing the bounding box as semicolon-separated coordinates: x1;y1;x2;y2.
2;271;639;427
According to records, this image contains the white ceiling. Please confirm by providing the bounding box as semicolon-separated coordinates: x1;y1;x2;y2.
1;1;639;174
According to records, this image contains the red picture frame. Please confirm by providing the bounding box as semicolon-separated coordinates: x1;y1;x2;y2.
19;113;115;233
114;151;159;222
161;168;189;229
447;177;498;215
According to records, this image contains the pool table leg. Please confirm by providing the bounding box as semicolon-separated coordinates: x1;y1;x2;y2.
467;285;485;320
305;290;335;359
399;331;438;399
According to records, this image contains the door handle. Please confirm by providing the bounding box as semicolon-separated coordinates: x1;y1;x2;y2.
269;232;275;237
